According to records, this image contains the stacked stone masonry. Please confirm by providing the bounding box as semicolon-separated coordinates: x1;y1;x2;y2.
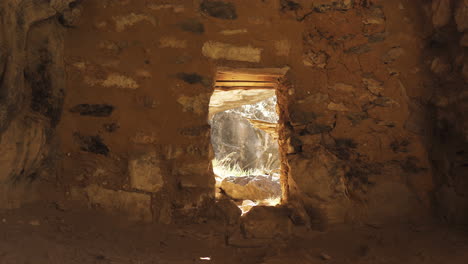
0;0;466;227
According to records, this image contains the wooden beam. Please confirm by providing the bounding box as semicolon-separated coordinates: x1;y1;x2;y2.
215;81;277;87
215;66;289;82
214;86;276;91
216;73;279;82
216;66;290;76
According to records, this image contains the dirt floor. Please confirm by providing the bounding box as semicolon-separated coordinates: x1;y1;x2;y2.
0;203;467;264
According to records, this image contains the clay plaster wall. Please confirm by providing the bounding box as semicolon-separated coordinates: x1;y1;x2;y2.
58;0;440;226
0;0;77;209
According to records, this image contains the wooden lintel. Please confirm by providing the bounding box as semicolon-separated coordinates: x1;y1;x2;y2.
216;66;290;76
214;86;276;91
215;81;277;87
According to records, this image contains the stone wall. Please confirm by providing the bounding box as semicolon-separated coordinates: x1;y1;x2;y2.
429;0;468;225
53;0;441;226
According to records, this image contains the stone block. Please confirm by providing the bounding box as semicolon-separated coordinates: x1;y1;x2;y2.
129;151;164;192
455;0;468;32
202;41;261;62
148;4;185;13
362;77;383;96
101;73;139;89
274;40;291;56
303;51;328;68
175;161;214;188
86;73;140;90
179;19;205;34
288;148;345;201
432;0;452;28
177;94;210;115
242;206;293;239
69;104;114;117
220;175;281;201
85;185;152;222
112;13;156;32
327;102;349;112
220;29;247;35
200;0;237;20
331;83;355;93
159;37;187;48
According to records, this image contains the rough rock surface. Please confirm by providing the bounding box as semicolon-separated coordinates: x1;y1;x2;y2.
0;0;78;209
220;175;281;201
428;0;468;225
241;206;293;239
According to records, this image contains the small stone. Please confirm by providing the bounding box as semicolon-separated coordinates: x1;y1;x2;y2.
388;68;400;76
176;72;209;86
73;133;109;156
69;104;114;117
29;220;40;226
455;1;468;32
177;94;210;115
432;0;452;28
367;32;387;43
2;219;6;223
103;123;120;133
382;47;404;64
135;69;152;78
129;151;164;192
220;29;247;35
363;78;384;95
303;51;328;68
363;17;385;25
179;19;205;34
202;41;262;63
327;102;349;112
431;57;451;75
461;33;468;47
73;61;86;70
148;4;185;13
274;40;291;56
344;44;371;54
331;83;355;93
113;13;156;32
159;37;187;48
99;73;139;89
94;21;107;30
320;253;332;261
372;97;399;108
200;0;238;20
